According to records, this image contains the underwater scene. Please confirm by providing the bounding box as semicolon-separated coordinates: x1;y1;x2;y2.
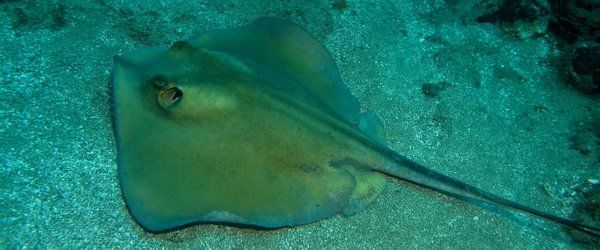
1;0;599;248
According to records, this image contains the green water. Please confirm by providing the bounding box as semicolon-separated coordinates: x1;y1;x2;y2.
0;0;598;248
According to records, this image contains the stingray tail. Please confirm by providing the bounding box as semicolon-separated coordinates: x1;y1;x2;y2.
377;151;600;238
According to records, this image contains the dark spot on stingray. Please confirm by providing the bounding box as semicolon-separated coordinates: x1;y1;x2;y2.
297;164;322;174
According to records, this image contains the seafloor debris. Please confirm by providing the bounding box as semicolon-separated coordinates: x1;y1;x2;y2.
421;81;452;99
476;0;599;96
3;2;68;31
547;0;600;44
566;46;600;95
567;179;600;244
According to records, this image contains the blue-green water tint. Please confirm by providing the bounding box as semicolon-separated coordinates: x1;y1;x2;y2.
1;0;598;248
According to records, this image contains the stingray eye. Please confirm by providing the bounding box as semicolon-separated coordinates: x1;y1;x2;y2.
151;75;168;89
158;87;183;108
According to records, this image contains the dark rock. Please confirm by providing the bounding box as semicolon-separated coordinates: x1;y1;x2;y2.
547;18;581;43
477;0;547;24
567;46;600;95
573;46;600;75
547;0;600;43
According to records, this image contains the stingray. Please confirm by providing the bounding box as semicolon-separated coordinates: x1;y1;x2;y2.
111;17;599;236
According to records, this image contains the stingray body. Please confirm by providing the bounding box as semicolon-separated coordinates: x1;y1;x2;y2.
112;17;598;236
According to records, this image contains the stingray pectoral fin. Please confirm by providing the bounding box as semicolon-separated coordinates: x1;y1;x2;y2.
376;149;600;238
189;17;361;124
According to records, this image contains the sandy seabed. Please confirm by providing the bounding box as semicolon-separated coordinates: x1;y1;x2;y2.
1;0;598;248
